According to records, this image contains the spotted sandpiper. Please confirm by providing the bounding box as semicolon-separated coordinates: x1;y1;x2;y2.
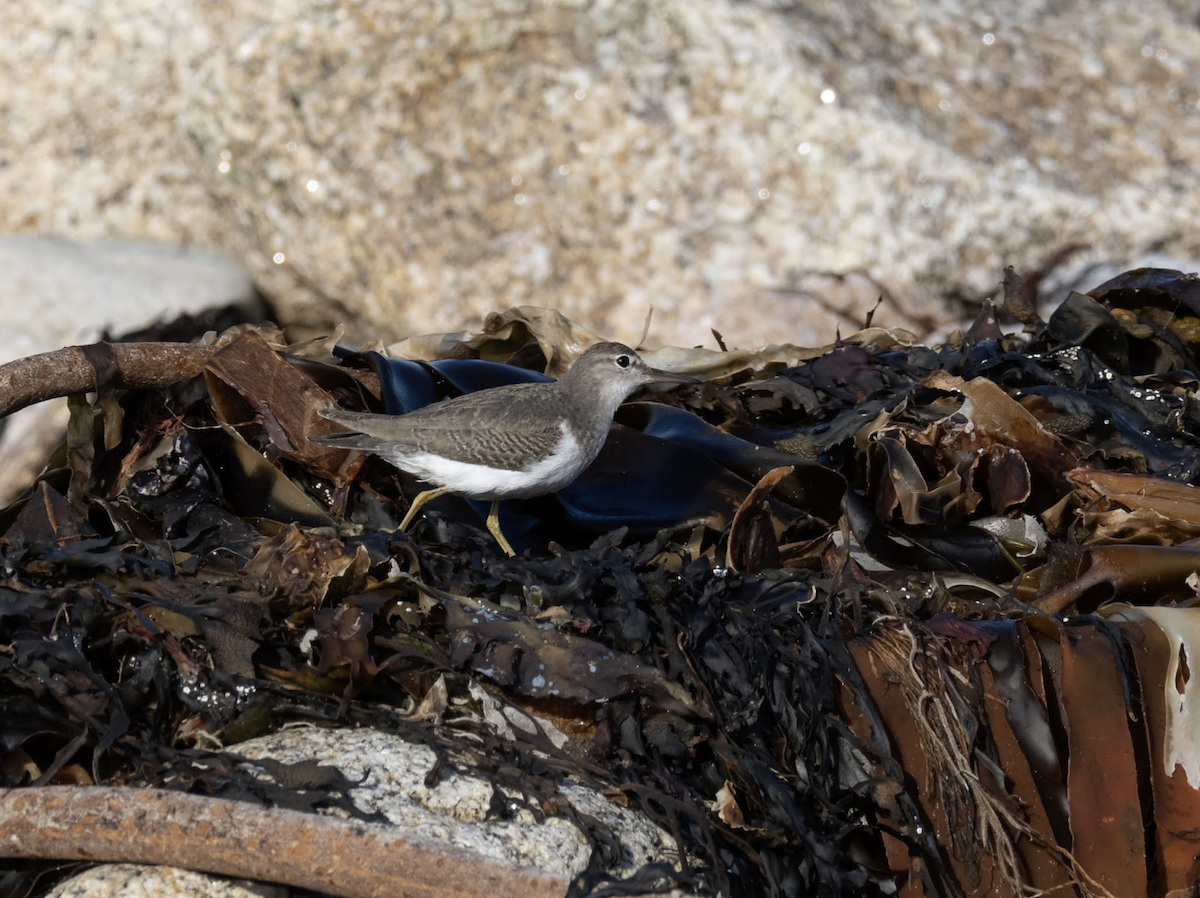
314;342;697;556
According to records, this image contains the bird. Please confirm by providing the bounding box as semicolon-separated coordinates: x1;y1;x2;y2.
312;341;698;556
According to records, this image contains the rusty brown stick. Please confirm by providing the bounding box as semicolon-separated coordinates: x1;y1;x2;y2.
0;786;570;898
0;343;217;418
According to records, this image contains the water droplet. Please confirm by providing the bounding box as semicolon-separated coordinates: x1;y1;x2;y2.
514;193;527;205
306;179;320;193
646;197;662;212
511;175;523;186
557;164;570;175
796;141;812;155
982;32;995;45
217;161;230;174
757;188;770;200
272;252;286;264
574;89;587;101
819;88;837;104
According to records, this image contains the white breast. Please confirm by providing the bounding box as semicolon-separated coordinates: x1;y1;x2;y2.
395;422;588;500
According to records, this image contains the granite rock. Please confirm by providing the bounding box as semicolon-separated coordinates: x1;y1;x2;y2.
231;725;676;876
45;865;265;898
3;0;1199;349
43;726;679;897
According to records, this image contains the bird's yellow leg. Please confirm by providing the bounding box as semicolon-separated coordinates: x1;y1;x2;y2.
485;500;516;557
399;486;453;530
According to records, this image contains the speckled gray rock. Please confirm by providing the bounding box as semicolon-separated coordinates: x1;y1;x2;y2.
3;0;1200;349
232;725;677;876
45;864;264;898
44;726;679;897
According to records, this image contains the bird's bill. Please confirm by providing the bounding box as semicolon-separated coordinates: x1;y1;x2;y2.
646;367;701;385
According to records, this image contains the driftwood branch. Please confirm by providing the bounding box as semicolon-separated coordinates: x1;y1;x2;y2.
0;786;571;898
0;343;216;418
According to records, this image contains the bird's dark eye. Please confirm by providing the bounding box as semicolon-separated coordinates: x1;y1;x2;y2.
616;355;632;369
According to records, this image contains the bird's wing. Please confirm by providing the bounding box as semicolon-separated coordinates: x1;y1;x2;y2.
313;422;406;456
316;384;569;472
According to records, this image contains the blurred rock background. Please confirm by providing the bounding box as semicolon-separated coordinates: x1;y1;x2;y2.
3;0;1200;352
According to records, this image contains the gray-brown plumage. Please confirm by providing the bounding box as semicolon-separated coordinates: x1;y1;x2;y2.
313;341;697;555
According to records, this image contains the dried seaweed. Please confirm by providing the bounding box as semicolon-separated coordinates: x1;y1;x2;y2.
4;273;1200;896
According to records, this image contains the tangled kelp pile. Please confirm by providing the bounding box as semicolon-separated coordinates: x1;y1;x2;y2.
3;269;1200;897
